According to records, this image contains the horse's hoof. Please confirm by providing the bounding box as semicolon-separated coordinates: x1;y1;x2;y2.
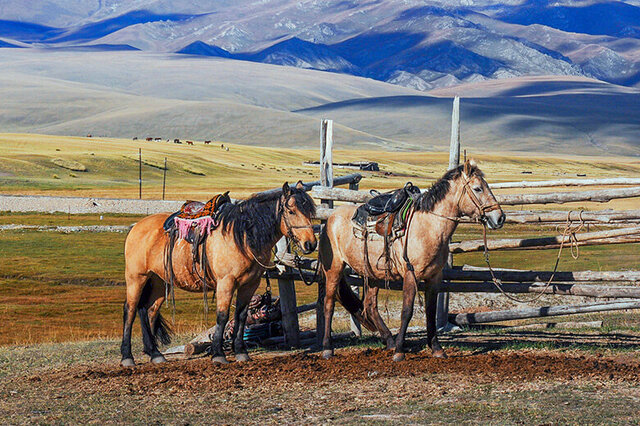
151;354;167;364
432;349;448;359
120;358;135;368
212;356;229;364
322;349;334;359
392;352;405;362
235;353;251;362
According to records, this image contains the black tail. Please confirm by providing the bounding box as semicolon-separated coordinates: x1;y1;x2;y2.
336;276;377;332
138;280;173;350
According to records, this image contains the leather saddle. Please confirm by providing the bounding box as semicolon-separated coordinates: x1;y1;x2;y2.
352;182;421;240
163;192;231;243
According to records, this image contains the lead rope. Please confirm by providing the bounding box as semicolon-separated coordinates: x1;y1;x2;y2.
482;210;585;303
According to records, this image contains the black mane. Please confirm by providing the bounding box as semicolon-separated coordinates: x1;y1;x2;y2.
416;163;483;212
218;187;316;257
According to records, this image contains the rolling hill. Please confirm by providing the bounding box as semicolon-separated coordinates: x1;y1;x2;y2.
1;49;639;155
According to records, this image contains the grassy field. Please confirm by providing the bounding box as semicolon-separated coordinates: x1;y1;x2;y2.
2;133;640;204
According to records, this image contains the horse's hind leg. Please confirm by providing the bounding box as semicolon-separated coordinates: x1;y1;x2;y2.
232;278;260;362
393;270;417;362
141;275;170;364
425;274;446;358
363;286;395;350
211;276;235;364
120;273;146;367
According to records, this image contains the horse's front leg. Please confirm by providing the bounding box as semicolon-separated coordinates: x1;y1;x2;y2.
393;269;417;362
232;278;260;362
211;276;235;364
425;273;447;358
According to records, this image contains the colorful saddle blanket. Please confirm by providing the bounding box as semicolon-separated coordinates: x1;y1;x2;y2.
163;192;231;240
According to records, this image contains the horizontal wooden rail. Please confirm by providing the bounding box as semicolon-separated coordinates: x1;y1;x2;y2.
444;266;640;283
449;226;640;253
440;281;640;298
310;186;640;206
491;177;640;189
258;173;361;197
450;299;640;325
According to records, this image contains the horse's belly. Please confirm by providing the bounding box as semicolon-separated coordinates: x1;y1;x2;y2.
169;243;216;292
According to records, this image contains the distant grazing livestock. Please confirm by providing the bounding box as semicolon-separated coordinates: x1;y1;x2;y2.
174;139;181;144
154;137;162;141
132;137;138;141
204;140;211;145
186;140;194;145
146;137;153;141
86;134;92;138
221;144;224;149
226;147;229;151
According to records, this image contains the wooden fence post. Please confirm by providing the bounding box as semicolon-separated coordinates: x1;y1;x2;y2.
317;119;334;348
276;237;300;348
436;96;460;331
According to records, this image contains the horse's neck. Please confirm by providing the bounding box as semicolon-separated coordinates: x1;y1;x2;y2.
411;184;462;250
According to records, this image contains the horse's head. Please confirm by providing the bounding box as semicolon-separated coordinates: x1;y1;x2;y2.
279;181;317;254
457;159;505;229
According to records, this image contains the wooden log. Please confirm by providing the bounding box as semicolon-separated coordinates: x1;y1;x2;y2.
497;186;640;205
311;186;640;205
320;119;334;189
450;300;640;325
491;177;640;189
471;236;640;251
296;302;317;313
502;320;603;330
184;341;211;357
258;173;361;198
449;225;640;253
440;281;640;298
444;266;640;283
189;325;217;344
500;209;640;224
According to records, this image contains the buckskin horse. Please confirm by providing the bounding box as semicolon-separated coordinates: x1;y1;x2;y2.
120;182;317;366
319;160;505;361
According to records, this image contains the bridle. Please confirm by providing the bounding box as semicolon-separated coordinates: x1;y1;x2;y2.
278;192;314;251
426;169;502;224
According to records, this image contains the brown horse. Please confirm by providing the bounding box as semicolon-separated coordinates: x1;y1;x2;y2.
319;160;505;361
120;182;317;366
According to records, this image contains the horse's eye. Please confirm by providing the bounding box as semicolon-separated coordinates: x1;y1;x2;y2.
288;209;295;215
473;187;482;193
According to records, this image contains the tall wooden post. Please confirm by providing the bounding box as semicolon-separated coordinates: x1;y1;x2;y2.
276;237;301;347
436;96;460;330
162;157;167;200
138;148;142;199
317;119;334;348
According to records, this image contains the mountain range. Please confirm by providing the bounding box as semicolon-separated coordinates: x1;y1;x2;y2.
1;0;640;90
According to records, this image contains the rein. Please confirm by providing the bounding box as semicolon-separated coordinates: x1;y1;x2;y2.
482;210;585;303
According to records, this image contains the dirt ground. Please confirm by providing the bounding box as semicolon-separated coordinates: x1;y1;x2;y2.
3;330;640;424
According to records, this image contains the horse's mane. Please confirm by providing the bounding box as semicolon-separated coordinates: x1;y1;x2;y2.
416;163;483;212
218;187;316;257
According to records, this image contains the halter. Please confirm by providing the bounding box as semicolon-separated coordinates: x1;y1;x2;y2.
278;192;314;250
427;169;501;223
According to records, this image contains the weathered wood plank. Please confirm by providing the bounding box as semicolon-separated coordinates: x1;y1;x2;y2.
450;300;640;325
491;177;640;189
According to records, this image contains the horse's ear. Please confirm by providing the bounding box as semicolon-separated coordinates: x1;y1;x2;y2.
295;180;305;190
282;182;291;197
469;158;477;168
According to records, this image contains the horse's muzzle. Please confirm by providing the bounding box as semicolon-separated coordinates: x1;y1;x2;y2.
484;210;506;230
302;240;317;254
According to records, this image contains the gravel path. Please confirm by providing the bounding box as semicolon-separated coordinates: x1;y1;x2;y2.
0;194;182;215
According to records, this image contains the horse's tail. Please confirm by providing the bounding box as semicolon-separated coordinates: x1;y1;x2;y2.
153;311;172;346
336;276;377;332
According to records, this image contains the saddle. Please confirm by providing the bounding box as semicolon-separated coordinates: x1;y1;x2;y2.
352;182;421;241
163;192;231;243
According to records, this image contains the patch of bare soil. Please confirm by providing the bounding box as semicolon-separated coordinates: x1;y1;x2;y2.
34;348;640;395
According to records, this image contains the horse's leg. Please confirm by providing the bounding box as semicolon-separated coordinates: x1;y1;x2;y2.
120;273;146;367
321;265;341;359
142;275;169;364
232;278;260;362
363;286;395;350
425;274;447;358
210;276;235;364
393;270;417;362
